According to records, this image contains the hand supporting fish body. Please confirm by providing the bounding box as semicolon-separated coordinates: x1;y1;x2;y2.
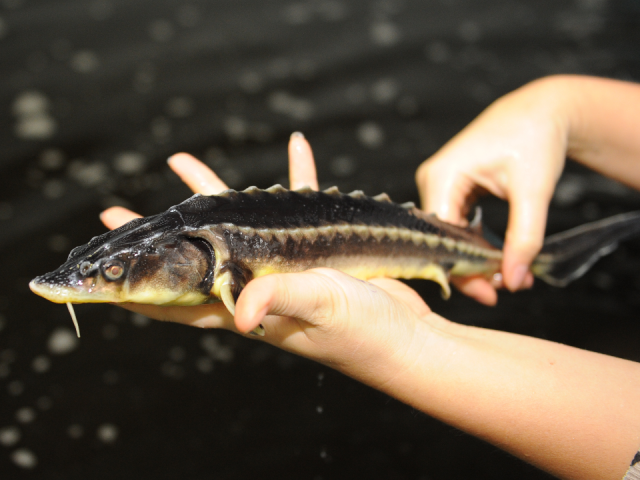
30;185;640;335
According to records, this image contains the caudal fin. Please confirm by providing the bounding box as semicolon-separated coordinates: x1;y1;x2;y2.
532;211;640;287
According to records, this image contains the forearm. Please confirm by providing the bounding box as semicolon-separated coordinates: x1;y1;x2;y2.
338;313;640;480
536;75;640;190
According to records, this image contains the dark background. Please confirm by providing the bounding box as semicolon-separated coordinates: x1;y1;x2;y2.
1;0;640;478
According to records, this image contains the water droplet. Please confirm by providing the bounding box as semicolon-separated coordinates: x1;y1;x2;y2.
32;355;51;373
15;407;36;424
148;19;174;42
330;156;357;178
371;78;399;104
130;312;151;327
96;423;119;443
458;20;482;43
0;426;21;447
426;41;451;63
113;151;147;175
370;21;400;46
68;424;84;439
356;122;384;149
70;50;100;73
11;448;37;469
48;327;79;355
169;346;186;362
8;380;23;395
165;96;194;118
36;396;52;410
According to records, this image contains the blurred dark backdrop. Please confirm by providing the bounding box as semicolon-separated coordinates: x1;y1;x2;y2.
1;1;639;479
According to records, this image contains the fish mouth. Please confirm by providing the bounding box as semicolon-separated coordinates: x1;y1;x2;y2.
29;277;116;304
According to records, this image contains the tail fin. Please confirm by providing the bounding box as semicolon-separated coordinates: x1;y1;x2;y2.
532;211;640;287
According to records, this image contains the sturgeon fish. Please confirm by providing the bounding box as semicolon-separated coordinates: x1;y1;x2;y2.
30;185;640;336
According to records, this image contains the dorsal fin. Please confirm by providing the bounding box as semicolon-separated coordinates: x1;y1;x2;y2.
323;186;340;195
400;201;416;210
295;185;314;194
266;184;287;194
243;186;261;195
372;193;392;203
348;190;366;199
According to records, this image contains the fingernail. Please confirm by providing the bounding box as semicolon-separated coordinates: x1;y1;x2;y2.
166;155;174;165
508;264;528;291
290;131;305;139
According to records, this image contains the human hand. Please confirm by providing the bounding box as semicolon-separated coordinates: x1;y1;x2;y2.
416;77;571;304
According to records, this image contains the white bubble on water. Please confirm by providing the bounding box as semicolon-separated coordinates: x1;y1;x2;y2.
13;91;49;116
36;396;52;411
47;234;70;253
169;346;186;362
8;380;24;396
70;50;100;73
88;0;113;21
130;312;151;328
370;21;400;46
113;151;147;175
458;20;482;43
371;78;399;104
42;179;65;199
11;448;37;469
330;156;357;178
47;327;79;355
148;19;174;42
283;3;313;25
426;41;451;64
15;115;56;140
356;122;384;149
67;160;108;187
97;424;119;444
0;426;21;447
15;407;36;424
165;96;194;118
267;91;314;121
177;5;200;27
238;71;264;94
67;424;84;439
32;355;51;373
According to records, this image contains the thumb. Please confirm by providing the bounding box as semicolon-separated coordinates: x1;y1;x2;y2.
234;269;346;334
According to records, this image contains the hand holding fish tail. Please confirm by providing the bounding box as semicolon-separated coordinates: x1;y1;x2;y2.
417;75;640;300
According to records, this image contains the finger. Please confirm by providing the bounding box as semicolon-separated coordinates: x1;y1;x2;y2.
234;271;332;334
450;276;498;306
416;159;473;225
168;152;228;195
288;132;319;191
503;180;553;291
100;207;142;230
116;302;235;330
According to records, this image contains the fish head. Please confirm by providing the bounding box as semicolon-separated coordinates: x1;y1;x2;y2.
30;210;216;306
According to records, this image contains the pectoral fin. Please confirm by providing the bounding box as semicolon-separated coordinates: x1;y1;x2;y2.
420;264;451;299
214;266;265;337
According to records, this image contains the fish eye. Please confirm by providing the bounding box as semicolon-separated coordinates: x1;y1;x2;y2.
103;260;125;281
